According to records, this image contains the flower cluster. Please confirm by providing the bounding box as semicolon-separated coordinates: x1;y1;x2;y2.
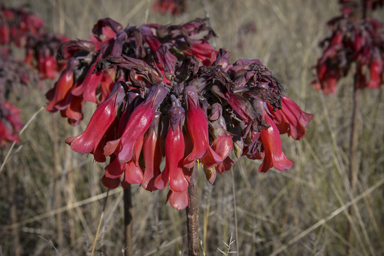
47;18;217;126
0;5;44;47
0;101;23;147
1;5;68;80
152;0;187;16
0;49;38;146
58;16;313;209
25;33;69;79
311;0;384;94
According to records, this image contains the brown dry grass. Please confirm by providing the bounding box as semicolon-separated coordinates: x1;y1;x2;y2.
1;0;384;255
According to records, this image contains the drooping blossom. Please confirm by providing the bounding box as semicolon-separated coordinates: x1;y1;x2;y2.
183;86;223;169
266;96;313;140
65;82;127;162
142;112;162;191
258;114;294;173
155;103;188;194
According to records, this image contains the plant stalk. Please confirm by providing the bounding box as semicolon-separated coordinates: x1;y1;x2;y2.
186;164;199;256
124;187;134;256
8;171;21;256
346;79;359;255
52;116;63;248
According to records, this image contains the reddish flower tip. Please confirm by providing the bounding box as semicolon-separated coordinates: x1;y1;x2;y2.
183;86;223;169
165;189;190;210
259;114;294;173
155;105;188;192
66;82;125;161
105;84;167;163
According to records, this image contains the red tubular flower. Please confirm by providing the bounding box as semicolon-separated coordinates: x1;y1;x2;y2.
89;18;122;49
99;69;116;103
0;23;10;45
60;95;85;126
258;114;294;173
311;64;340;95
0;101;23;147
38;54;57;79
203;104;235;183
142;112;162;191
203;135;233;184
46;58;79;112
165;189;189;210
184;40;218;66
71;50;104;102
104;135;144;184
368;48;383;89
183;86;223;169
104;156;127;179
155;105;188;192
24;48;33;65
210;136;233;172
104;84;167;163
0;122;18;146
3;102;23;131
101;174;121;189
65;82;126;161
267;96;314;140
124;135;144;184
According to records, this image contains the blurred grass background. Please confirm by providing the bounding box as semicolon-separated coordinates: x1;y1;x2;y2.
1;0;384;255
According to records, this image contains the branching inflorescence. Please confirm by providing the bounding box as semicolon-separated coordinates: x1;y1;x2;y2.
311;0;384;94
47;18;313;210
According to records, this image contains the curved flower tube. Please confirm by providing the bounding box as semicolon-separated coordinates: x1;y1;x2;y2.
142;112;162;191
60;95;85;126
46;58;79;112
65;82;126;161
155;105;188;192
104;84;167;163
267;96;314;140
104;135;144;185
258;114;294;173
183;86;223;169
